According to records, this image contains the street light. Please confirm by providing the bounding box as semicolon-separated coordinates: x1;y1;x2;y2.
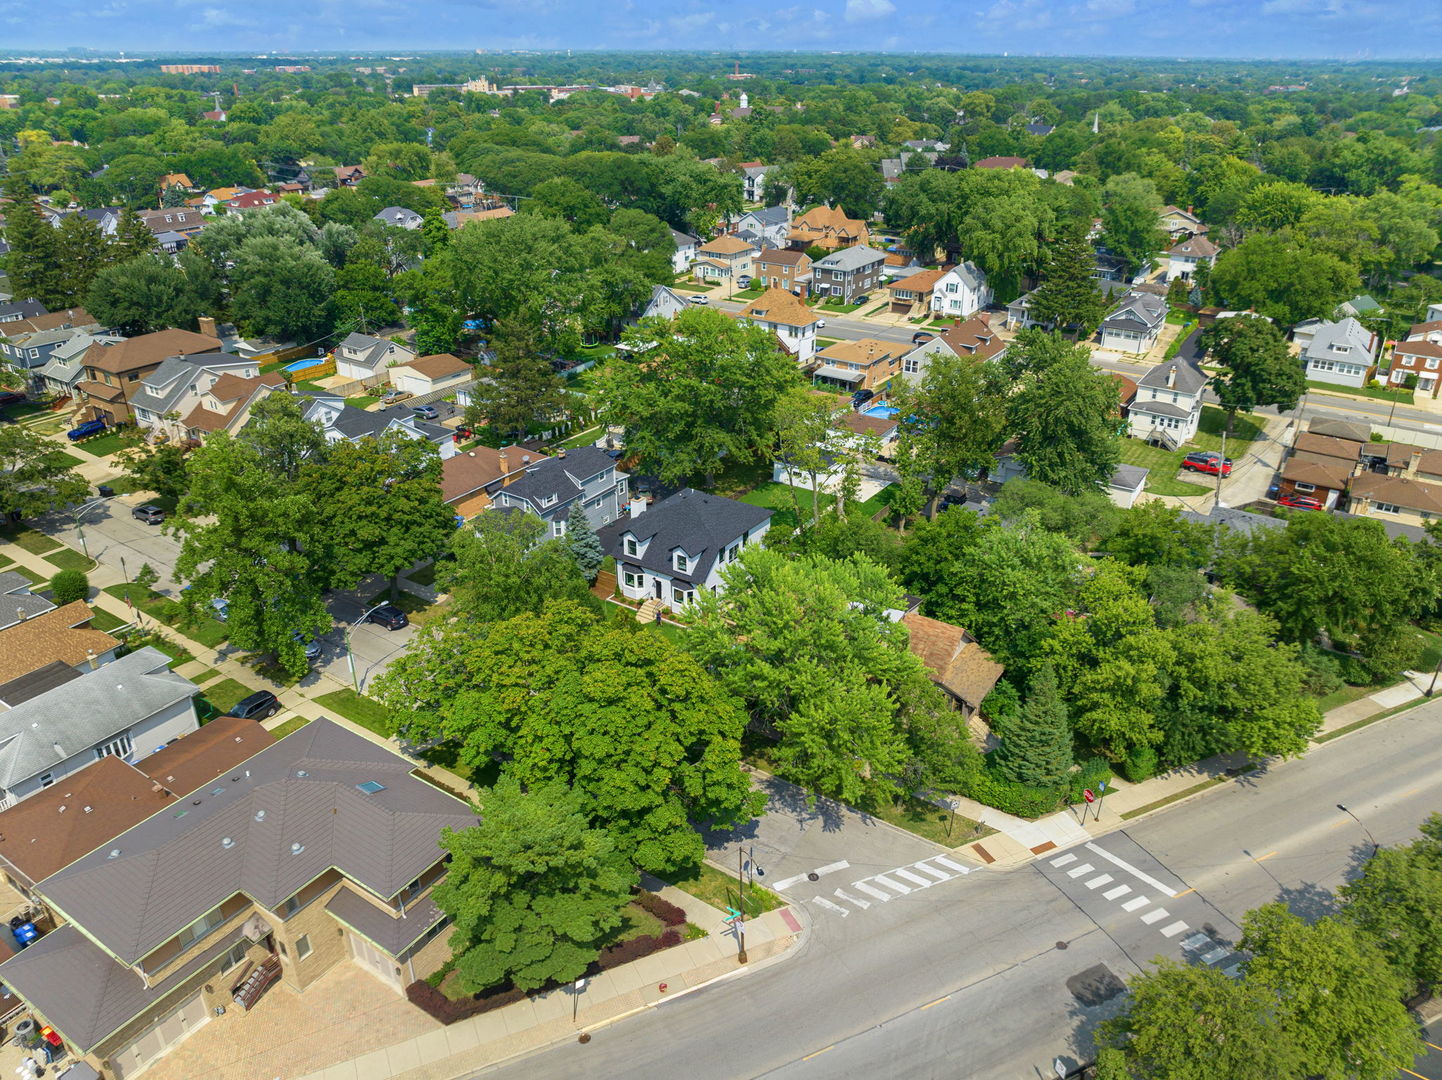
1337;803;1380;860
344;602;393;692
69;496;112;560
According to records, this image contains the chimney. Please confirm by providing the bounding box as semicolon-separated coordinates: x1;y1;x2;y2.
198;315;217;338
1407;449;1422;478
86;648;97;671
629;497;648;517
1166;366;1176;389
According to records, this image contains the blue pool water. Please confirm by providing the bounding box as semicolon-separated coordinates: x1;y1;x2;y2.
863;404;899;419
283;358;321;373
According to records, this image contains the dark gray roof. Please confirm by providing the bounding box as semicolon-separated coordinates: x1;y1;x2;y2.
744;206;789;228
131;353;251;417
1302;317;1375;362
1025;123;1055;136
374;206;423;228
0;660;83;707
37;718;476;965
668;227;698;247
1179;504;1285;538
498;447;621;515
0;573;57;631
1130;399;1193;420
1104;291;1167;331
0;299;46;322
1138;356;1208;396
598;488;772;586
337;332;399;371
1333;509;1428;542
815;246;886;272
1109;464;1148;491
326;885;445;957
301;397;449;445
0;647;198;789
0;922;246;1053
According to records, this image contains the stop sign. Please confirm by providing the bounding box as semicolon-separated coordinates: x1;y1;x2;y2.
1083;789;1095;803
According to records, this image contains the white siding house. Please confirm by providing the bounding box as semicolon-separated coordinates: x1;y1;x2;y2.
929;262;992;320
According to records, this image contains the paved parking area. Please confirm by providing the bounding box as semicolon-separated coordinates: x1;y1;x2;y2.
35;496;184;589
321;588;418;692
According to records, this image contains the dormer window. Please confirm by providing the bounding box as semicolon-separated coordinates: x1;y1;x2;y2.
674;552;689;573
541;494;558;507
624;537;638;557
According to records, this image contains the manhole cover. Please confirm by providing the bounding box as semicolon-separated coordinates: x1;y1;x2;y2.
807;872;820;881
1055;940;1069;950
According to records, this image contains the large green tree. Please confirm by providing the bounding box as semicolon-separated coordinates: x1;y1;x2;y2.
1208;232;1359;325
993;663;1073;788
1099;173;1165;276
85;255;204;336
1201;316;1305;431
1027;227;1107;335
1;178;61;306
439;511;596;624
1339;813;1442;994
1009;341;1121;495
463;313;567;440
435;777;634;994
230;237;336;342
0;426;89;519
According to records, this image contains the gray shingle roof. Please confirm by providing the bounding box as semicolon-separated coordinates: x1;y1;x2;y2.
374;206;423;228
949;261;987;291
0;647;197;789
1179;505;1285;538
1302;317;1375;362
597;488;772;585
1110;464;1149;491
815;245;886;272
0;573;55;631
1137;356;1208;396
37;718;476;965
326;886;445;957
130;353;251;417
301;397;450;444
743;206;789;228
1104;291;1167;331
498;447;621;513
337;332;400;372
1129;399;1193;419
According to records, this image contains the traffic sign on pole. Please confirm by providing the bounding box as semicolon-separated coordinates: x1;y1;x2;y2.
1083;789;1095;803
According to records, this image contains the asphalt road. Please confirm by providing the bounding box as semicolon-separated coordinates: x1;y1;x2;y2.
473;699;1442;1080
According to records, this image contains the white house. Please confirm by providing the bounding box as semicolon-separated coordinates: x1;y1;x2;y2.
1299;317;1378;390
730;206;791;249
740;164;772;202
735;287;822;365
334;333;416;382
1165;235;1219;283
929;262;992;320
1128;356;1209;448
1099;290;1167;354
640;285;689;321
298;395;459;459
1004;290;1055;331
387;353;472;396
598;488;772;613
668;228;699;275
129;351;260;440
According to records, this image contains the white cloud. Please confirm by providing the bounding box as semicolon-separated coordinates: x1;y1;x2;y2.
845;0;896;22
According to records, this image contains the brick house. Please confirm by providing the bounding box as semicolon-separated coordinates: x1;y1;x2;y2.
753;249;812;296
787;205;871;252
441;445;546;519
811;246;885;304
75;329;222;425
812;338;905;395
1388;321;1442;397
1279;431;1360;510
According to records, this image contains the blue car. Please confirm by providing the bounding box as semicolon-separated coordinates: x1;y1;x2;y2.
67;420;107;441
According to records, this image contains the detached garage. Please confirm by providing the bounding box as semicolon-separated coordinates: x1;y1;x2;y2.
388;353;472;397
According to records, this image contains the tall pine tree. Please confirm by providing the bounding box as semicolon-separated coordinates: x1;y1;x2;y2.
113;208;157;261
52;213;110;308
1;177;61;307
1027;227;1107;337
994;663;1073;788
564;501;604;583
464;313;566;440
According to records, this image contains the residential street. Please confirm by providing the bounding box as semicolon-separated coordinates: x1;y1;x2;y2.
472;700;1442;1080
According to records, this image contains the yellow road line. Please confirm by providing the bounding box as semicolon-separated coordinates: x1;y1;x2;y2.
1174;887;1195;898
920;995;951;1011
1426;1040;1442;1051
802;1047;834;1062
1399;1067;1427;1079
1254;850;1278;863
1328;819;1347;830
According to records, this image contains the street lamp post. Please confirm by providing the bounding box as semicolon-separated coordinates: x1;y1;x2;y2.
736;845;748;964
1337;803;1380;860
70;496;112;560
345;602;393;692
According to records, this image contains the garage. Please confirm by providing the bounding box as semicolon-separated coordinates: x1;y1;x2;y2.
347;933;403;990
110;991;209;1080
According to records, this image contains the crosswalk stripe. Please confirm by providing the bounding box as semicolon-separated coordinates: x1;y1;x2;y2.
1085;842;1179;898
1199;947;1229;964
1160;920;1188;938
1066;863;1096;878
811;897;850;917
1140;908;1169;925
1180;932;1210;951
1102;885;1131;900
892;868;933;888
871;874;911;895
852;880;892;902
834;888;869;910
1121;896;1150;912
1084;874;1114;889
1049;853;1078;868
933;856;972;875
911;861;952;882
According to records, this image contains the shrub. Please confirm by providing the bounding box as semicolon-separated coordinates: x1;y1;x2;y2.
962;767;1062;819
595;930;682;971
633;890;687;927
51;568;89;605
1121;744;1158;783
1297;644;1345;698
405;979;525;1025
1065;757;1114;802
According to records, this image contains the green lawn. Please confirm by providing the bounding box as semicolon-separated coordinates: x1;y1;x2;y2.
190;668;222;685
1117;405;1263;497
5;565;44;585
732;285;765;300
817;300;863;314
559;424;603;450
101;584;228;649
741;480;896;531
119;628;193;669
868;797;992;848
698;455;774;500
200;677;259;716
351;395;380;409
314;689;394;738
87;607;130;633
816;338;840;349
43;548;93;572
1;527;61;555
72;431;131;457
1305;379;1412;404
269;715;313;740
667;861;782;919
1193;406;1264;450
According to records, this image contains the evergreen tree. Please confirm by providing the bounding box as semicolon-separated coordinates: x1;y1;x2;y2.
993;663;1073;788
113;208;157;261
1;177;61;306
564;501;604;583
1027;228;1107;336
465;314;566;440
1009;343;1122;495
52;212;110;307
85;255;202;336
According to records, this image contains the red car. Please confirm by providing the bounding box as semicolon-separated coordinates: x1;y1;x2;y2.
1277;493;1323;511
1182;451;1233;477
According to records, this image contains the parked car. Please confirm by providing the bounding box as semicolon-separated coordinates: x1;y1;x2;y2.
816;319;827;329
412;404;439;421
131;504;165;525
227;690;280;720
381;390;413;405
688;294;709;305
67;420;107;442
209;597;229;622
365;604;410;631
1277;493;1324;511
852;388;876;409
855;294;870;304
1181;451;1233;477
912;331;936;345
737;275;753;288
292;630;321;661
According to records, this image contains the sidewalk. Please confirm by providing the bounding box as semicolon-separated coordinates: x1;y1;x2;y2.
295;906;802;1080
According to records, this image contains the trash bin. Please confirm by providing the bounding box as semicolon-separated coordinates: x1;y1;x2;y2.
97;485;115;497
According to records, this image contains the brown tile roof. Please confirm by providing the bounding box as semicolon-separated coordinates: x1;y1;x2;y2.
737;287;822;329
1282;452;1352;490
817;338;901;368
0;603;118;684
789;205;871;248
136;714;274;799
1294;432;1363;463
440;444;545;503
936;316;1007;362
835;411;897;438
1110;373;1138;407
1168;235;1219;258
901;612;1005;709
1394;339;1442;361
0;756;173;885
83;329;219;375
3;308;96;336
405;353;471;379
1407;321;1442;337
1349;473;1442;515
886;267;949;295
182;372;285;433
755;249;809;268
699;234;755;256
973;156;1028;169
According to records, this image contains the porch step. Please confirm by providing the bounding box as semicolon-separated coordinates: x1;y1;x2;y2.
636;598;663;623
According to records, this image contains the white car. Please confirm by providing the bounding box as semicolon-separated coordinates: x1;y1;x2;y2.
688;294;709;305
816;318;827;328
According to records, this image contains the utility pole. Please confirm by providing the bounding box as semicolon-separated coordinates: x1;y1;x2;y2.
1213;424;1227;509
736;846;748;964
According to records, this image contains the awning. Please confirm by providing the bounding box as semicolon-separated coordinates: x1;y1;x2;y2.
814;366;863;384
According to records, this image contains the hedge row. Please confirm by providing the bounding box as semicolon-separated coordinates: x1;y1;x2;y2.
632;890;687;927
958;757;1114;820
405;979;525;1025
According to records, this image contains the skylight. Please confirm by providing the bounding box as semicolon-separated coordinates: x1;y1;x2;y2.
356;781;386;795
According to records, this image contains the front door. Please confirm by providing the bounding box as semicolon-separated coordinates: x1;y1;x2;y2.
654;579;663;599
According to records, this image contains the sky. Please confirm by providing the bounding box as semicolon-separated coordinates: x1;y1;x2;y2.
3;0;1442;60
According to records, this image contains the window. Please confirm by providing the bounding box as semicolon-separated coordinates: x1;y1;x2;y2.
947;282;959;293
552;520;565;538
623;571;639;588
281;894;301;917
1374;502;1401;514
624;537;638;557
295;934;312;960
673;586;688;604
176;905;227;951
220;941;249;974
1294;482;1316;493
38;773;54;788
1428;358;1440;371
674;553;689;573
94;732;133;761
904;357;921;375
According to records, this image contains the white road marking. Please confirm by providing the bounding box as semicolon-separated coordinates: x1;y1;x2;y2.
871;874;912;895
1084;842;1178;898
1084;874;1114;890
1121;896;1150;912
933;856;972;875
1066;863;1096;879
1199;946;1229;964
811;897;850;917
772;860;852;891
892;868;933;889
852;880;892;902
1102;885;1132;900
1160;921;1189;938
911;861;952;882
1050;853;1078;868
834;888;870;910
1180;932;1210;951
1140;908;1169;925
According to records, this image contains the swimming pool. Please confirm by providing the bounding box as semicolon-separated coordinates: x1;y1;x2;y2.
282;357;322;373
863;404;899;419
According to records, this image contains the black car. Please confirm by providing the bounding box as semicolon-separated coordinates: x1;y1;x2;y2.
132;504;165;525
852;388;876;409
228;690;280;720
365;604;410;631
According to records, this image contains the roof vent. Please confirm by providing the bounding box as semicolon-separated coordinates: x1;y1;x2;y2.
296;770;309;778
107;848;121;859
290;842;304;855
254;810;266;822
221;837;235;850
356;781;386;795
83;806;92;814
